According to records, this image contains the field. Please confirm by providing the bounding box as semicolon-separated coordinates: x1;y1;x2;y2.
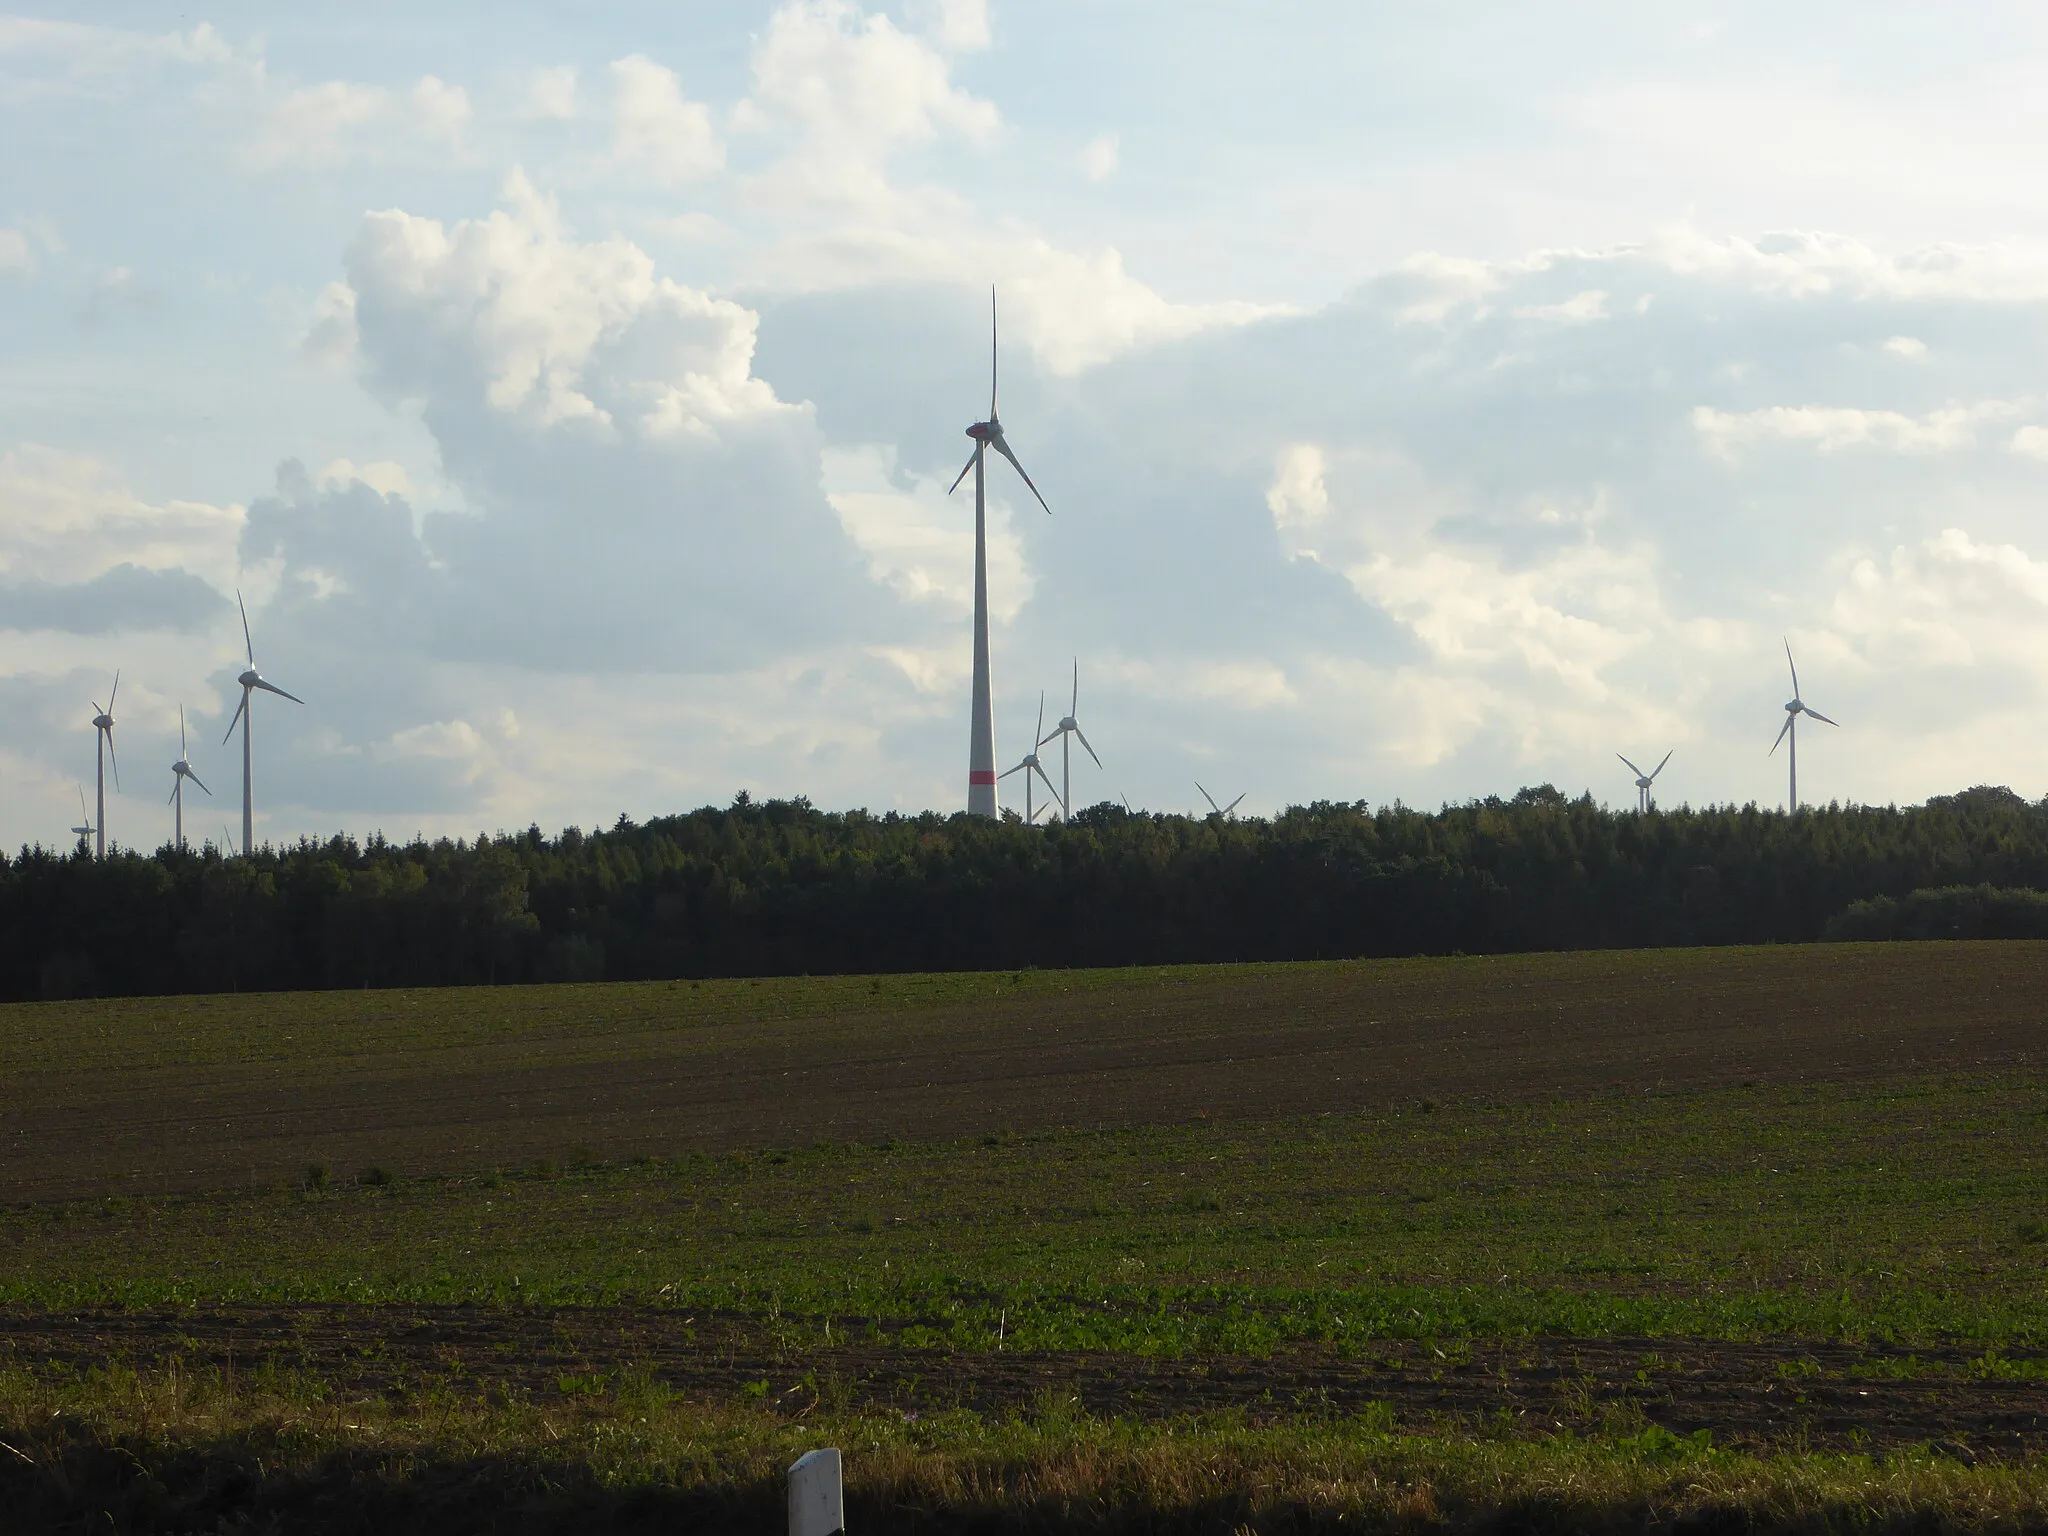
4;943;2048;1531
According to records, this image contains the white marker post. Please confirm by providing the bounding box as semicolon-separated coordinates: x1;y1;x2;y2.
788;1447;844;1536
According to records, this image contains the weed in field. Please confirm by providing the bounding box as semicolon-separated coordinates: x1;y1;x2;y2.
302;1161;329;1193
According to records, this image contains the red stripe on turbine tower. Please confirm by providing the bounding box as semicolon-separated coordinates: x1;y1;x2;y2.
969;770;997;785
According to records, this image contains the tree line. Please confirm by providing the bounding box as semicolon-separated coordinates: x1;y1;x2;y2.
7;784;2048;1000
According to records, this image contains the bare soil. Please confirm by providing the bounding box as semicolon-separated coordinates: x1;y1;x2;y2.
4;1303;2042;1456
5;943;2045;1201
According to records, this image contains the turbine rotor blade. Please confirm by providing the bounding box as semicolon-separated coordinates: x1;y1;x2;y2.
108;669;119;711
1616;753;1645;777
989;284;998;420
1032;760;1064;810
253;678;305;704
107;732;119;791
947;447;980;496
222;689;247;745
1035;689;1045;743
1784;637;1799;698
998;761;1027;780
1196;782;1221;815
988;434;1050;514
1224;793;1246;816
1650;750;1673;779
1075;726;1101;768
238;589;255;664
1804;707;1840;727
1769;714;1792;754
168;781;179;806
190;770;211;796
180;703;188;756
1070;657;1078;716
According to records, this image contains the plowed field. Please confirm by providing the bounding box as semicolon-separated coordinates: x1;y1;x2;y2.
3;942;2042;1200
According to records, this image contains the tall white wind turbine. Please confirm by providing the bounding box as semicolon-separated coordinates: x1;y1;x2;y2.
1616;750;1672;813
88;672;119;859
1769;639;1838;812
222;591;304;856
1038;659;1101;820
948;288;1050;817
168;705;211;851
998;692;1064;825
70;785;93;850
1197;783;1246;820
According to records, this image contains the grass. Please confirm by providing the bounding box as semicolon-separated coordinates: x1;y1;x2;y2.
6;1071;2047;1346
2;1360;2042;1535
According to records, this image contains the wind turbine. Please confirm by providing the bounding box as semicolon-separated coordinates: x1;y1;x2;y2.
1197;782;1245;820
222;590;304;856
948;287;1050;817
168;705;211;851
69;785;93;851
998;692;1063;825
1038;659;1101;820
88;672;118;859
1770;638;1838;812
1616;750;1672;813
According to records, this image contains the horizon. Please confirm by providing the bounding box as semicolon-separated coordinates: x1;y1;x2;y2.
20;777;2044;864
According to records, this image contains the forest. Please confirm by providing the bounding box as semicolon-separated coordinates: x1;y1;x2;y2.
6;784;2048;1001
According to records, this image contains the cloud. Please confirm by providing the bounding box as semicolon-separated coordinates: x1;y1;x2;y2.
0;445;242;586
735;0;1000;169
1692;401;2025;457
609;55;721;184
269;174;885;679
410;75;470;139
250;79;390;167
1514;288;1608;322
0;564;225;634
0;229;28;277
823;442;1032;621
905;0;991;52
1080;134;1119;183
525;65;577;121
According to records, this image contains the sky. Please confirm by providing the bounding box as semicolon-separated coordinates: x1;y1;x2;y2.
7;1;2048;850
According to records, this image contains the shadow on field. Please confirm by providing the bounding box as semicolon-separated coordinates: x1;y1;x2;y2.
0;1439;1970;1536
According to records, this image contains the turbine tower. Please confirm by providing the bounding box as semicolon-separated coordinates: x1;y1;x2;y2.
948;287;1050;817
1197;782;1245;819
1616;750;1672;813
69;785;93;850
1038;659;1101;820
222;590;304;856
1769;639;1838;812
168;705;211;851
88;672;118;859
997;692;1063;825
